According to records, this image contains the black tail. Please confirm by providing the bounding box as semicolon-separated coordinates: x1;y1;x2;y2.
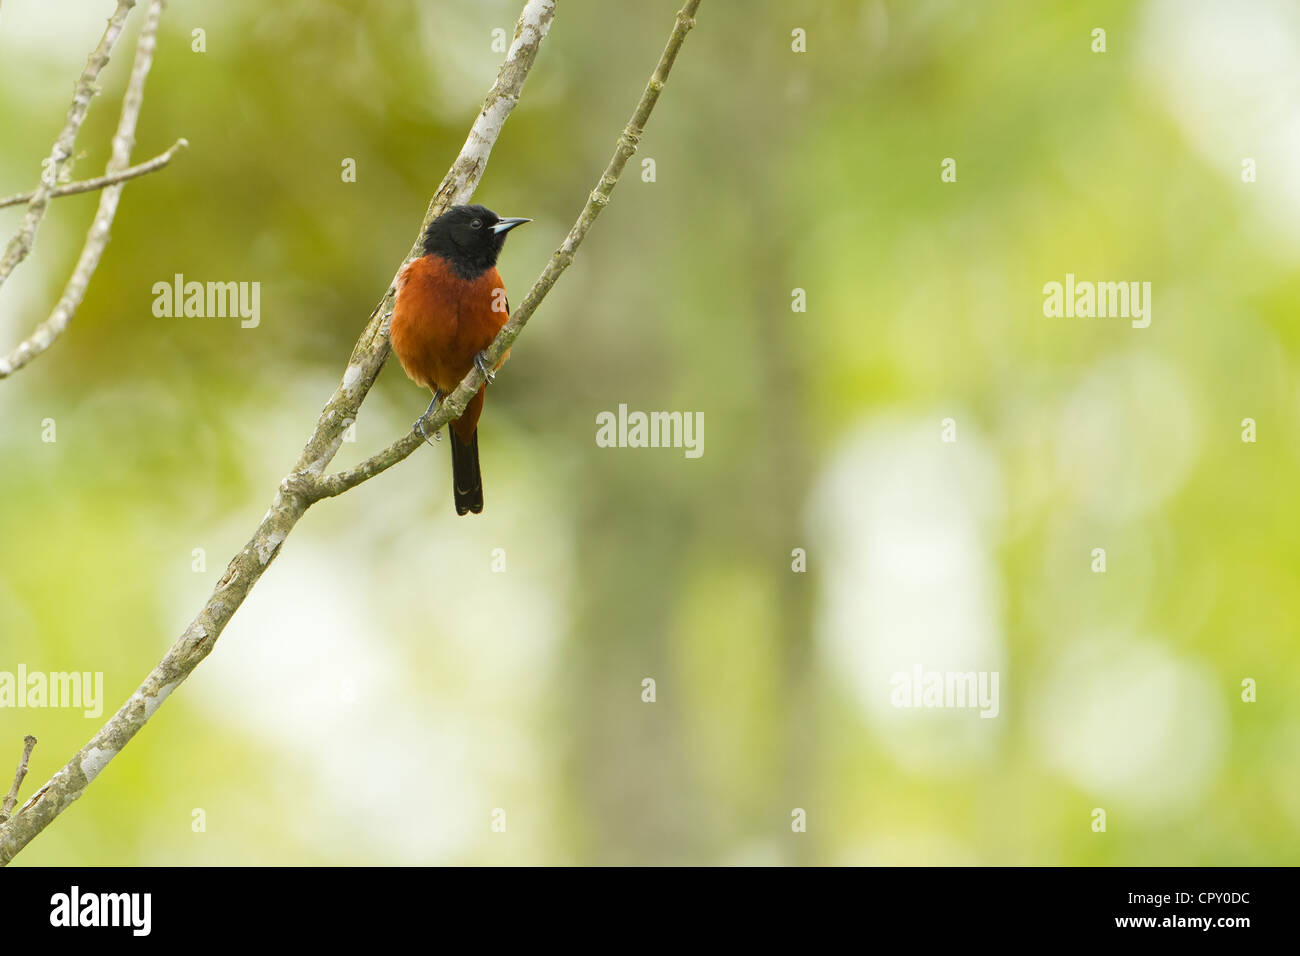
449;428;484;515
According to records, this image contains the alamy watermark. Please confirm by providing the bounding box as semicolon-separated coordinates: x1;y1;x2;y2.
890;665;999;718
0;665;104;718
1042;273;1151;328
152;274;260;328
50;886;151;936
595;404;703;458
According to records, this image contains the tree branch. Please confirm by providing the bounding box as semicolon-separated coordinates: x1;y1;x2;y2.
310;0;702;502
0;138;187;210
0;737;37;825
0;0;135;293
0;0;172;380
286;0;557;484
0;0;559;866
0;0;703;866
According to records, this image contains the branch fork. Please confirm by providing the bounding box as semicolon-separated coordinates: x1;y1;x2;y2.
0;0;704;866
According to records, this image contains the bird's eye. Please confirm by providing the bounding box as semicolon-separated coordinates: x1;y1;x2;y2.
471;219;482;229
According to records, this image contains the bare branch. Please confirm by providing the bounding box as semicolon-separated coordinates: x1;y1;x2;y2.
0;0;561;866
0;737;37;825
0;0;135;292
288;0;557;483
0;0;172;380
311;0;703;501
0;0;704;866
0;138;187;210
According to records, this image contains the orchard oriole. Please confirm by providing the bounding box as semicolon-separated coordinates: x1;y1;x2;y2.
389;204;530;515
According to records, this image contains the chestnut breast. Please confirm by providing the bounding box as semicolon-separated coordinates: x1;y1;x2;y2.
389;255;508;394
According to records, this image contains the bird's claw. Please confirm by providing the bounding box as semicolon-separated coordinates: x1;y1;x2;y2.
414;417;441;445
413;389;443;445
474;350;496;385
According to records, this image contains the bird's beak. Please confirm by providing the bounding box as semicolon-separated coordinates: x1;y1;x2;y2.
492;217;532;235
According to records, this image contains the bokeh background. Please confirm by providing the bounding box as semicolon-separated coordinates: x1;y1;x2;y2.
1;0;1297;865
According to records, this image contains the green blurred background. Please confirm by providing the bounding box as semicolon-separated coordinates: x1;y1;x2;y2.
1;0;1297;865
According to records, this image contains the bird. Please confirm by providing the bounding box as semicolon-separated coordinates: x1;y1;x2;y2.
389;203;531;515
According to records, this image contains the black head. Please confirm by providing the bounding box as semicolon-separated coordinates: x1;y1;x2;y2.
420;204;530;279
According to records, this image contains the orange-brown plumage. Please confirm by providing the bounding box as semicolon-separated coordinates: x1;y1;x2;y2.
388;203;529;516
390;256;507;442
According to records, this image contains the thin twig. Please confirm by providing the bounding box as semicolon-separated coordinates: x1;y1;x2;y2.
0;138;187;210
0;0;135;292
0;737;37;825
0;0;171;380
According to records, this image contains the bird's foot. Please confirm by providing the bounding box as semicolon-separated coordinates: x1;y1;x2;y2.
413;390;443;445
415;418;441;445
474;350;496;385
